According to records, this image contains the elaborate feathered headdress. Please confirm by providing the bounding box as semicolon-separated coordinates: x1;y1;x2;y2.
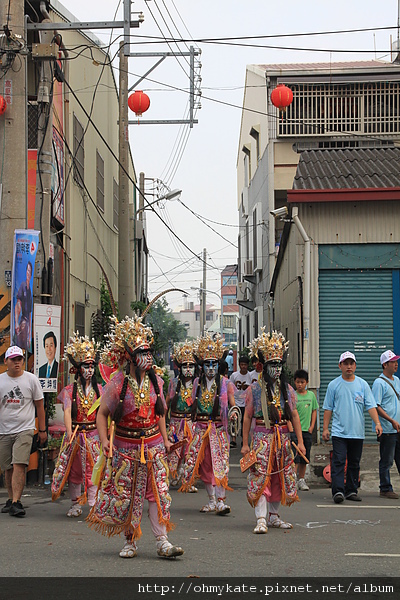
249;328;289;363
172;341;195;366
101;315;154;368
194;333;224;362
64;333;100;370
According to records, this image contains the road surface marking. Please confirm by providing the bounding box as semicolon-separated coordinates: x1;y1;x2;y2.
317;504;400;508
345;553;400;557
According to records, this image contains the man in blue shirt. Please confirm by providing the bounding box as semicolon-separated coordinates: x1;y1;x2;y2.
372;350;400;500
226;350;234;377
322;351;382;504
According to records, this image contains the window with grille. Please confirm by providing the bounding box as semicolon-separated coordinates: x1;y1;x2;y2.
113;178;119;230
75;302;85;336
28;103;39;148
277;81;400;138
96;151;104;212
223;314;236;329
73;114;84;186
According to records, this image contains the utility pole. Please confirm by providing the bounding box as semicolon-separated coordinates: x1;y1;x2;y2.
132;171;145;304
199;281;204;336
33;13;54;306
0;1;27;363
118;40;132;317
202;248;207;335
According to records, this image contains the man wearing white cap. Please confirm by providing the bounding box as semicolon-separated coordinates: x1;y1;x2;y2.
372;350;400;499
322;351;382;504
0;346;46;517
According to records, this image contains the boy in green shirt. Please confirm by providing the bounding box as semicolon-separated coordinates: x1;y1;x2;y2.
292;369;318;491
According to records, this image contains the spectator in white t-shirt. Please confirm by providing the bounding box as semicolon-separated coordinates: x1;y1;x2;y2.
249;356;262;384
230;355;253;447
0;346;46;517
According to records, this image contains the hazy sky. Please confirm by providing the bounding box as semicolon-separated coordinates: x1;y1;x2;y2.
63;0;398;309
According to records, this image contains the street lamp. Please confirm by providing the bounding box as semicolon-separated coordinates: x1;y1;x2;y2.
136;188;182;217
190;286;223;339
133;172;181;304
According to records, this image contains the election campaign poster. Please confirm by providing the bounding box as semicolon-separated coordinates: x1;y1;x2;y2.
34;304;61;393
10;230;40;352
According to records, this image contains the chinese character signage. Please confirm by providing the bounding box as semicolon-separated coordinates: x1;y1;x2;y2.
10;230;40;352
34;304;61;392
27;150;37;229
4;79;12;105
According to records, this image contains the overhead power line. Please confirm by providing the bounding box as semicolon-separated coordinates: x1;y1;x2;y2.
62;76;217;271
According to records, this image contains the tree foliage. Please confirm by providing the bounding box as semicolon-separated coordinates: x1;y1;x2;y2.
91;279;119;350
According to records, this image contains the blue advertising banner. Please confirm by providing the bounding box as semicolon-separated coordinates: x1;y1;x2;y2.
11;229;40;352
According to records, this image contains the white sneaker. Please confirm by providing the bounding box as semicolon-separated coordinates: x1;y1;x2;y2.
156;536;184;558
216;498;231;516
297;478;309;491
119;541;138;558
66;503;82;518
200;496;217;512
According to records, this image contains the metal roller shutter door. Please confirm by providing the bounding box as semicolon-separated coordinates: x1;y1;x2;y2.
319;269;393;442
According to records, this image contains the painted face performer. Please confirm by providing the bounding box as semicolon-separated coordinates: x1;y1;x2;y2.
87;315;183;560
51;334;102;518
180;334;233;516
241;329;306;533
166;341;197;491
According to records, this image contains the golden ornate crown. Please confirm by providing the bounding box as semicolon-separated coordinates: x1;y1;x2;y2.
172;341;195;365
64;333;100;365
194;334;224;362
249;328;289;363
101;315;154;368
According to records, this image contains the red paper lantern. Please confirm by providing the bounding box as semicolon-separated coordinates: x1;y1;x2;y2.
0;95;6;115
270;84;293;113
128;90;150;116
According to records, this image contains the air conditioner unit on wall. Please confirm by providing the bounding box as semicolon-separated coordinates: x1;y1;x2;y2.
237;282;246;303
237;281;256;310
244;259;253;277
237;281;253;302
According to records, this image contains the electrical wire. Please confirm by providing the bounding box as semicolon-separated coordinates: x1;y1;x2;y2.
145;2;200;186
170;0;194;42
36;63;56;268
52;123;118;236
177;199;237;248
161;0;192;53
148;254;198;283
60;1;123;202
146;1;190;77
6;0;11;28
62;77;218;271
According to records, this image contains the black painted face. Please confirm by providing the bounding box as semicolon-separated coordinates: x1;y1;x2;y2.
264;361;282;381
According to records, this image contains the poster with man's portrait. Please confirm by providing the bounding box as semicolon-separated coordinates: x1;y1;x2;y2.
34;304;61;392
10;230;40;352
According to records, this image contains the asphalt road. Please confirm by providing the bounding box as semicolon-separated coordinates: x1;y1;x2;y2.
1;447;400;578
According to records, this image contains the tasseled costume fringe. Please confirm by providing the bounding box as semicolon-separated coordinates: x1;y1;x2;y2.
179;423;232;492
248;431;299;508
86;508;143;540
179;426;210;492
77;492;87;505
51;443;79;502
150;459;175;533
